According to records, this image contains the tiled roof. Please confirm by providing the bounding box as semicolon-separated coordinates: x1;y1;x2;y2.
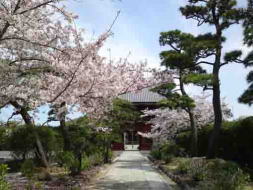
119;87;165;103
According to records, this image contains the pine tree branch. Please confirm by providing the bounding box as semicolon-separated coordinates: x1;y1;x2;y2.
196;61;214;66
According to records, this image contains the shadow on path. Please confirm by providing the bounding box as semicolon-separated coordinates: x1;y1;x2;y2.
89;151;177;190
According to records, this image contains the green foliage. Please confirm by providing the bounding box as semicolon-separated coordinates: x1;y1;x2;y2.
7;126;62;161
151;83;176;97
81;156;91;171
177;117;253;170
176;158;249;189
160;143;184;163
21;159;35;179
243;0;253;46
37;127;63;160
240;65;253;105
177;158;191;174
57;151;77;173
159;30;194;49
150;149;162;160
177;158;208;180
158;94;195;109
88;152;103;166
7;126;35;159
224;50;242;63
189;158;208;181
240;2;253;105
108;98;140;132
0;127;8;150
180;0;245;158
151;142;185;163
180;0;243;30
199;159;250;190
0;164;10;190
158;29;213;156
183;73;213;86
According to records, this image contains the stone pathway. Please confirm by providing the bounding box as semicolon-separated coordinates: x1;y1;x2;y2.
89;151;177;190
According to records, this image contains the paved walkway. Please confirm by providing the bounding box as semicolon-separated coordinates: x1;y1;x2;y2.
90;151;177;190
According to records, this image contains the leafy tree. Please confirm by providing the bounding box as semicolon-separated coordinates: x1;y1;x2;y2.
8;125;62;162
107;98;140;133
96;98;140;162
180;0;244;158
57;117;97;175
8;126;35;160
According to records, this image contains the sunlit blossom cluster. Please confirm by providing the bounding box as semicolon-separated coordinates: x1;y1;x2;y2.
138;96;232;142
0;0;158;119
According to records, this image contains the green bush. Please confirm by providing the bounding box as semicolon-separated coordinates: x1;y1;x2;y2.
57;151;78;173
90;152;103;166
7;126;35;160
161;142;184;163
150;149;162;160
0;128;8;150
81;156;91;171
188;158;208;181
7;126;62;162
151;142;185;162
176;117;253;170
0;164;10;190
37;127;63;161
177;158;249;190
204;159;250;190
21;159;35;179
177;158;191;174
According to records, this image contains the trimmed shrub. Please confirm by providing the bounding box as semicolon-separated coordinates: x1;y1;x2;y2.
176;117;253;170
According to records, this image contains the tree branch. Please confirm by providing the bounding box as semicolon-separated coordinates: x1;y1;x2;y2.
196;61;214;66
49;53;89;103
17;0;55;15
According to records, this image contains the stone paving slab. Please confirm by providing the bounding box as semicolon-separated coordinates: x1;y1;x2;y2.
90;151;177;190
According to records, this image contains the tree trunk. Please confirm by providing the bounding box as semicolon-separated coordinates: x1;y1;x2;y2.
179;72;198;156
189;111;198;156
78;153;82;174
60;118;71;151
58;102;71;151
207;68;222;158
207;28;223;158
10;101;49;168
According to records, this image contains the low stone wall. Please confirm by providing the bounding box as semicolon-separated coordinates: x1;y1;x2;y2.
0;151;14;163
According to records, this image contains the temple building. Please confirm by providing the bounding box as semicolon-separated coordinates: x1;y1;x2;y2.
111;87;165;151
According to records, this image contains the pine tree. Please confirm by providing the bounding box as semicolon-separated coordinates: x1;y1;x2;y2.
180;0;243;158
239;0;253;105
155;30;213;156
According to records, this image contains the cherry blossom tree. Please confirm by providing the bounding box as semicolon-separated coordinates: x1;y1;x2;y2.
0;0;87;168
138;96;232;145
0;0;161;167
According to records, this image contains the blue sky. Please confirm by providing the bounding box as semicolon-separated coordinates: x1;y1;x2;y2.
63;0;252;119
0;0;252;124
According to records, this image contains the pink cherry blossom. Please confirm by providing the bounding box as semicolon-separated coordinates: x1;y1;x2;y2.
138;95;232;142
